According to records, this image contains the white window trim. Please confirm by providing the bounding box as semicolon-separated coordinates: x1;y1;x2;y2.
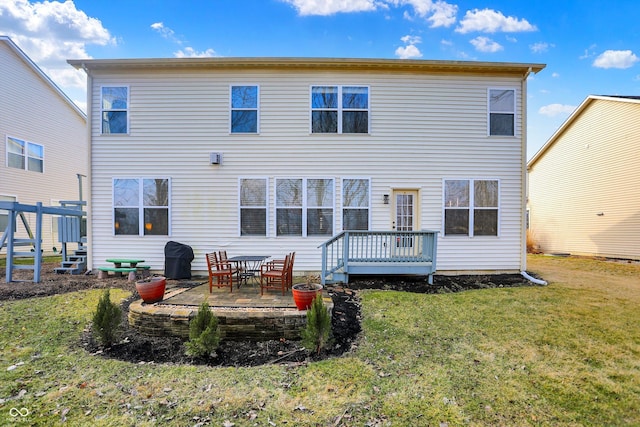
6;136;44;173
112;177;171;236
487;87;516;137
238;177;269;237
341;177;372;231
275;177;336;237
229;84;260;134
309;85;370;134
442;178;501;237
101;85;130;135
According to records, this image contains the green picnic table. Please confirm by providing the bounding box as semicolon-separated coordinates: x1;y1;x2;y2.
98;259;149;281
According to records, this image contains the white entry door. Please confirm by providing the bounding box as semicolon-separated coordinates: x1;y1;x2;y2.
392;190;419;252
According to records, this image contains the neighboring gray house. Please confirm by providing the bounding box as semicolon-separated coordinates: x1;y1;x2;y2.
1;36;87;254
68;57;544;275
528;95;640;260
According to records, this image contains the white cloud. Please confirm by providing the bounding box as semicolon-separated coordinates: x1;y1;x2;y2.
470;36;502;53
400;34;421;45
281;0;380;15
174;47;217;58
283;0;457;27
395;44;422;59
592;50;639;69
530;42;553;53
539;103;576;117
0;0;114;99
456;8;537;34
551;72;559;78
151;22;181;44
395;34;422;59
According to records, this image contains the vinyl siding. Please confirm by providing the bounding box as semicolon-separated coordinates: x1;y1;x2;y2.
0;41;87;252
88;67;527;273
528;98;640;259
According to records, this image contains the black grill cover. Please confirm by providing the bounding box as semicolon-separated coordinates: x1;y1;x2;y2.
164;241;194;279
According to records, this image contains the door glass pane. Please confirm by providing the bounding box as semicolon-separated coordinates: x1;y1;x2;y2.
395;194;414;231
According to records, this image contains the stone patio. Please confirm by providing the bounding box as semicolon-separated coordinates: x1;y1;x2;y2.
128;278;333;341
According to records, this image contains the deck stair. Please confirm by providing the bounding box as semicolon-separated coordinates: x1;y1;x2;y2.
54;246;87;275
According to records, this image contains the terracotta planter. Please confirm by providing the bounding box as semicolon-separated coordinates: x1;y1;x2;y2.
292;283;323;310
135;276;166;304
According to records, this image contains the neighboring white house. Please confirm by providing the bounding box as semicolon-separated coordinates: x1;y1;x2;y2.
0;36;87;254
68;57;544;275
527;95;640;260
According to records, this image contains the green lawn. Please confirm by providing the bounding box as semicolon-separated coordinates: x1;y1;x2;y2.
0;254;638;426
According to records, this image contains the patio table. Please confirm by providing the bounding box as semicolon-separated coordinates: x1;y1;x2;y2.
227;255;270;287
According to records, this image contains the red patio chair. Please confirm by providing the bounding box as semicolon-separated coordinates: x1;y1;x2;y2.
206;252;234;292
260;253;291;295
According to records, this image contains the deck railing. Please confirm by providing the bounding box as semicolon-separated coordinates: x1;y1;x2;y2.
319;230;438;285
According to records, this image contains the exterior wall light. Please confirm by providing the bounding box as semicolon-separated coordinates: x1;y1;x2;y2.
383;194;389;204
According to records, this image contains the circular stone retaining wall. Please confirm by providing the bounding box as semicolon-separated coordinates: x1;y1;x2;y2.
128;300;333;342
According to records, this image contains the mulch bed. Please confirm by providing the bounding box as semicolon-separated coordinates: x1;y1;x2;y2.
0;263;543;367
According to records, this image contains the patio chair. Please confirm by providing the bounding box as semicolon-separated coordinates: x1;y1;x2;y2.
218;250;241;279
261;252;295;290
205;252;234;292
260;252;292;295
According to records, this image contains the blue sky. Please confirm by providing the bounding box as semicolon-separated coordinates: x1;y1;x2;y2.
1;0;640;159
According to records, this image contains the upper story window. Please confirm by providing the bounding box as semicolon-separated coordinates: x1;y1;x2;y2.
102;86;128;134
444;179;499;236
488;89;515;136
311;86;369;134
113;178;169;236
231;85;259;133
239;178;267;236
276;178;334;236
342;178;370;230
7;136;43;173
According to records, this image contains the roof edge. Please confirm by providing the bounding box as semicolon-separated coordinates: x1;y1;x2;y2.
1;36;86;120
528;95;640;167
68;56;545;76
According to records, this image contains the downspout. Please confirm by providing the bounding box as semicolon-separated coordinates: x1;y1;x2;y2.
520;67;532;274
83;64;93;270
521;270;547;285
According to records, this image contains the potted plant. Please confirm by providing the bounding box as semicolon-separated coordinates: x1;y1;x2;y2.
135;276;166;304
291;275;323;310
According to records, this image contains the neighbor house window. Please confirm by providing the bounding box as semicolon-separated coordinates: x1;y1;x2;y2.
488;88;515;136
276;178;334;236
113;178;169;235
239;178;267;236
102;86;128;134
342;178;370;230
7;136;43;173
230;85;259;133
311;86;369;133
444;179;499;236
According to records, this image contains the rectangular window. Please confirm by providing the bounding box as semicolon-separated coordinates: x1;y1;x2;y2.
113;178;169;236
489;88;515;136
311;86;369;133
342;178;370;230
230;85;259;133
444;179;499;236
276;178;334;236
102;86;128;134
7;136;44;173
239;178;267;236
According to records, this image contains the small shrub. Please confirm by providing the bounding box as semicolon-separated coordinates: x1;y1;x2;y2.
301;293;332;354
92;289;122;347
526;229;542;253
185;301;220;358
